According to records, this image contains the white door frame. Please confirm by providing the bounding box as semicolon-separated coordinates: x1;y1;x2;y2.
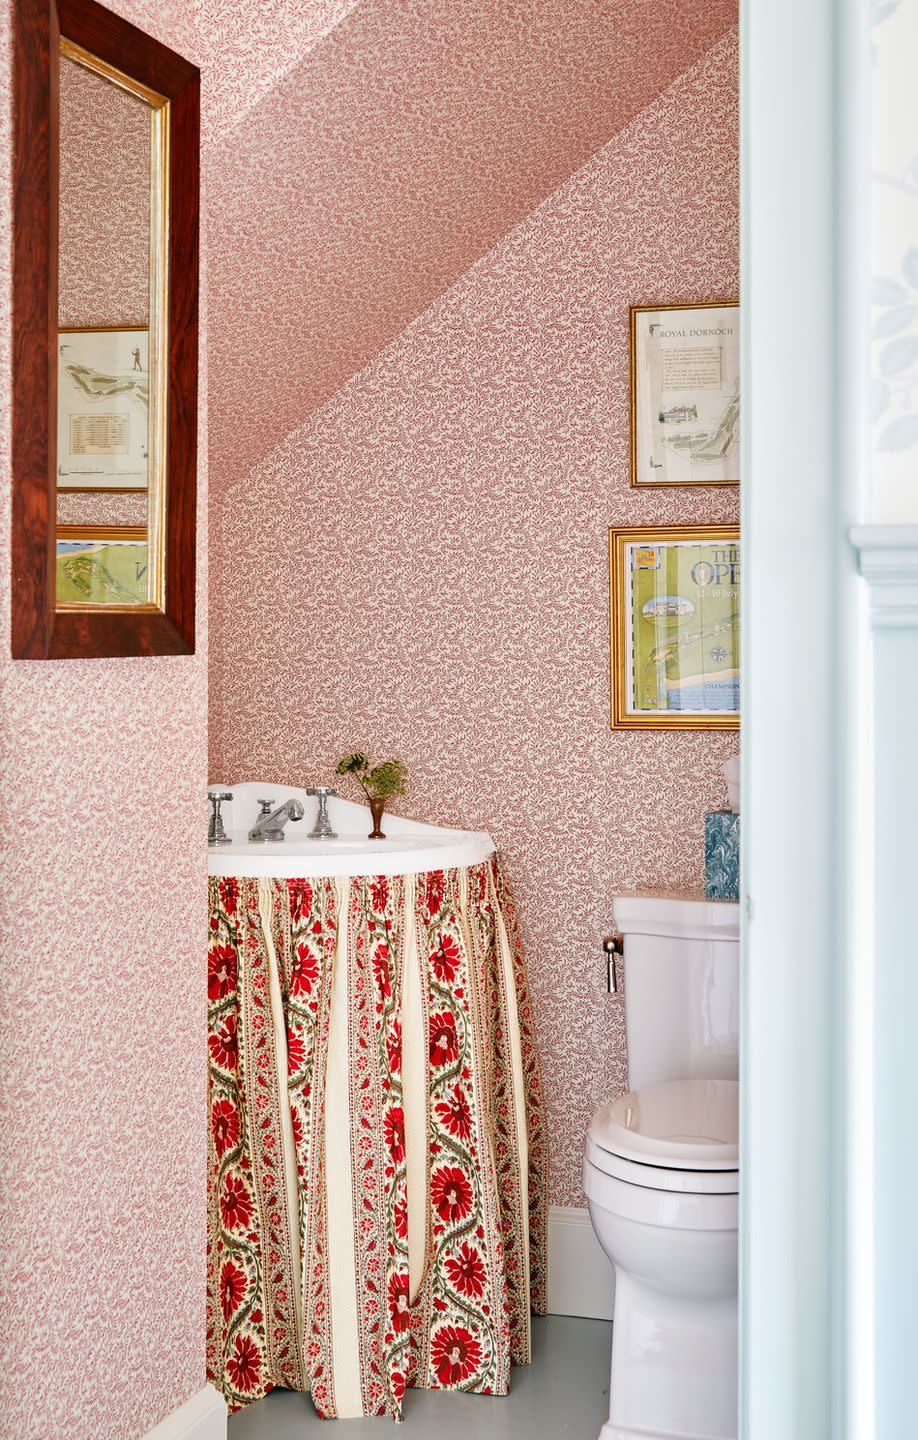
849;526;918;1440
740;0;873;1437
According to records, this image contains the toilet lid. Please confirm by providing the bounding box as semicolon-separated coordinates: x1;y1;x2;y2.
590;1078;739;1172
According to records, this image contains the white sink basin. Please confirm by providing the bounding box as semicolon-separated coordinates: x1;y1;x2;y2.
208;781;494;878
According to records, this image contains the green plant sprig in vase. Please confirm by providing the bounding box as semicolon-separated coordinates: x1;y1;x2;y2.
334;751;408;840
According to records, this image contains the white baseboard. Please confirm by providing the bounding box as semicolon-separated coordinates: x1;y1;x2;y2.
143;1385;227;1440
547;1204;614;1322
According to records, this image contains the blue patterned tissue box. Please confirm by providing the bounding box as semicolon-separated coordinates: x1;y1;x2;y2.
705;812;740;900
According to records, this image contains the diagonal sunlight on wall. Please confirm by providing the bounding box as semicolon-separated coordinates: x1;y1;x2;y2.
194;0;366;139
206;0;737;498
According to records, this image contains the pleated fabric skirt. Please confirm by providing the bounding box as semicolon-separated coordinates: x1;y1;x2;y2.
206;853;547;1419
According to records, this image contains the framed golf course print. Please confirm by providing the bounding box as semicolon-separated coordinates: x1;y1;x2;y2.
609;525;740;730
630;301;739;488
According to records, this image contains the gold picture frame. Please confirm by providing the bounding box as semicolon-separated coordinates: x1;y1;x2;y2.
610;525;740;730
56;524;154;611
629;301;740;488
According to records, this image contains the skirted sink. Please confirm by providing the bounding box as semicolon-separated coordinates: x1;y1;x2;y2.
206;779;548;1421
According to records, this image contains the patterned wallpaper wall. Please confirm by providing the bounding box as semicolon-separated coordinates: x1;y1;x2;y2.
0;5;208;1438
58;57;150;328
209;30;740;1209
206;0;736;496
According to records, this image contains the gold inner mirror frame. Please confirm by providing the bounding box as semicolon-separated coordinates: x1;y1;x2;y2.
55;36;170;616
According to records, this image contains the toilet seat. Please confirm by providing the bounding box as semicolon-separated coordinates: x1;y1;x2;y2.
588;1078;739;1196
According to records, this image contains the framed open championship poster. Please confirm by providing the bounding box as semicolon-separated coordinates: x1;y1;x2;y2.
56;526;150;608
630;301;739;488
610;525;740;730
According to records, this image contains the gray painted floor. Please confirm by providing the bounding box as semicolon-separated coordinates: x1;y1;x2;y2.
228;1316;611;1439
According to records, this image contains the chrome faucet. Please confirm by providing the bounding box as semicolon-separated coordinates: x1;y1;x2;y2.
248;796;305;843
306;787;338;839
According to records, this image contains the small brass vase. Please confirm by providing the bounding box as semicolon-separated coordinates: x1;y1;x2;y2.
369;797;386;839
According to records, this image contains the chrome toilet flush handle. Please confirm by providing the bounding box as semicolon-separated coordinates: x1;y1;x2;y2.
208;790;233;847
602;934;624;994
306;787;338;840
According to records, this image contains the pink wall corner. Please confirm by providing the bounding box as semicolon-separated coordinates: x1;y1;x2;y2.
208;30;741;1209
0;5;208;1437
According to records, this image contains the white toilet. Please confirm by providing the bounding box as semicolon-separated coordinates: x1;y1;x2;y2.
584;891;739;1440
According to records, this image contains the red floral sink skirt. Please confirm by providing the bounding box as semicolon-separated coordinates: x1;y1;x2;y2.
207;855;546;1419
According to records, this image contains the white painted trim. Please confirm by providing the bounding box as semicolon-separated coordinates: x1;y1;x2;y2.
546;1204;613;1322
851;525;918;627
742;0;869;1435
851;526;918;1440
142;1385;227;1440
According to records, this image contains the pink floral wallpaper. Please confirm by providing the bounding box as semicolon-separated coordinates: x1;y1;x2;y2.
57;490;148;526
209;30;740;1210
58;56;150;328
206;0;737;497
0;5;207;1438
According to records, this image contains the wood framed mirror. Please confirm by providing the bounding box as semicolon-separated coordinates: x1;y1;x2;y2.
11;0;199;658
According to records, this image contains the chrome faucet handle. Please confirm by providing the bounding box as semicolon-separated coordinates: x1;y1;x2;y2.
256;798;275;816
208;790;233;847
306;787;338;840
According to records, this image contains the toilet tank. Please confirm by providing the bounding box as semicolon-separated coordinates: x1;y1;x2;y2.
614;891;739;1093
